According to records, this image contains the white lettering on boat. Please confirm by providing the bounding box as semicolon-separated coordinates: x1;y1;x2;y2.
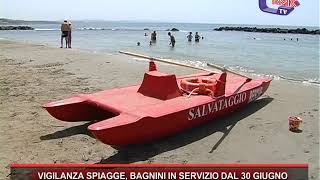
188;92;247;121
248;87;263;103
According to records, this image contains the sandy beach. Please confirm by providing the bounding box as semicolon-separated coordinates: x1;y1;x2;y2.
0;40;318;179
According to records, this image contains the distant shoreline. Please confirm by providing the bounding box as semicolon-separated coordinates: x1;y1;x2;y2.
214;26;320;35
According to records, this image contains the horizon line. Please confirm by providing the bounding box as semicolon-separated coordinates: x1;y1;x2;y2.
1;17;319;28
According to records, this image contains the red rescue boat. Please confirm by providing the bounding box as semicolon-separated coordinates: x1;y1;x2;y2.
43;57;272;146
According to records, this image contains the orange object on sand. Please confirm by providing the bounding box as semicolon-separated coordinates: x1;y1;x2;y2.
289;116;302;131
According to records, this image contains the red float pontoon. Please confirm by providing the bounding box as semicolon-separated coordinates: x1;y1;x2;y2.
43;59;271;146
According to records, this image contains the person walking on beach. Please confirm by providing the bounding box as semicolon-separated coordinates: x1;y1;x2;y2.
151;31;157;42
187;32;193;42
60;20;70;48
195;32;200;42
67;21;72;48
168;32;176;47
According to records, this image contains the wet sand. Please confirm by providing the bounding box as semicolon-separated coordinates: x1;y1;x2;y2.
0;40;319;179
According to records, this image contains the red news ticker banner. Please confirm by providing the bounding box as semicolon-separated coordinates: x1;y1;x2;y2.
10;163;308;180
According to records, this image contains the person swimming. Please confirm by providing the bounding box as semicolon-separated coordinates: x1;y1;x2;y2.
195;32;200;42
168;32;176;47
187;32;193;42
151;31;157;41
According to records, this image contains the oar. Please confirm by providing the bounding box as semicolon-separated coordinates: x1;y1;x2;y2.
207;63;250;79
119;51;250;79
119;51;219;73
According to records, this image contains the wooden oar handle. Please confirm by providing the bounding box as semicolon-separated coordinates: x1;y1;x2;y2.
207;63;250;79
119;51;250;79
119;51;218;73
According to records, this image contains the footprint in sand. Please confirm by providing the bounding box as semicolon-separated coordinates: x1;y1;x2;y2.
10;112;18;117
249;125;256;130
31;111;38;117
35;62;64;68
147;158;155;163
303;150;310;153
182;160;188;164
307;134;313;138
258;136;266;143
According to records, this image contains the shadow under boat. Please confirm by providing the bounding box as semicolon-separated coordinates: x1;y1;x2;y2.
40;122;95;140
98;96;273;164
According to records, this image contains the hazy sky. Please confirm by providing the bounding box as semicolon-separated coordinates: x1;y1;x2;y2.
1;0;319;26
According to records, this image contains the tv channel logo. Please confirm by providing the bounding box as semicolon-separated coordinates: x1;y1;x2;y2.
259;0;300;15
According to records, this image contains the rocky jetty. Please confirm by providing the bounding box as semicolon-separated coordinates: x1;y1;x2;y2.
0;18;59;25
166;28;179;31
0;26;34;30
214;27;320;35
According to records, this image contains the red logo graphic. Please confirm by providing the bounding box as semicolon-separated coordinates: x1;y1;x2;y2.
272;0;300;8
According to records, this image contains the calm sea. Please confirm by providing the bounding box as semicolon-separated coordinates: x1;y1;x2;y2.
1;21;319;84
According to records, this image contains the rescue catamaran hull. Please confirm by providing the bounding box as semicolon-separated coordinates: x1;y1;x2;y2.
44;68;271;146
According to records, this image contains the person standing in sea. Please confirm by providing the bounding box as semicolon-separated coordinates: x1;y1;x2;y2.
195;32;200;42
168;32;176;47
60;20;70;48
151;31;157;42
67;21;72;48
187;32;193;42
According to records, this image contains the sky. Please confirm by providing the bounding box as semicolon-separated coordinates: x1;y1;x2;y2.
1;0;319;27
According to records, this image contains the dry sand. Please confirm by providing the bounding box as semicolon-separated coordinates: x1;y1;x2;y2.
0;40;319;179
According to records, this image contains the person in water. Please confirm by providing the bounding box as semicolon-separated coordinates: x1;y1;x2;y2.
187;32;193;42
168;32;176;47
137;42;141;46
195;32;200;42
151;31;157;41
144;33;148;36
60;20;70;48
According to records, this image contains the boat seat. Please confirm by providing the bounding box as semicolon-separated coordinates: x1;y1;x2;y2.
138;71;182;100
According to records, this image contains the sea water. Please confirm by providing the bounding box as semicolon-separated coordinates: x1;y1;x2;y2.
0;21;319;83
